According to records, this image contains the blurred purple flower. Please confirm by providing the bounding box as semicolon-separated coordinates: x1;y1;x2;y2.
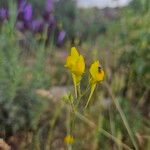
43;0;55;25
17;0;26;10
0;8;8;21
45;0;53;13
17;0;32;22
24;3;32;21
57;30;66;45
31;19;44;33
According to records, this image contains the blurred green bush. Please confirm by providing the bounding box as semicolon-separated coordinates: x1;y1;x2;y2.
118;11;150;102
0;5;48;138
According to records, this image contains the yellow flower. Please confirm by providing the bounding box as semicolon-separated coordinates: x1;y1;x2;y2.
64;135;74;144
85;60;104;108
89;60;104;84
65;47;85;77
65;47;85;98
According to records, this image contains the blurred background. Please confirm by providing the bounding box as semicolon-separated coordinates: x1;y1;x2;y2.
0;0;149;149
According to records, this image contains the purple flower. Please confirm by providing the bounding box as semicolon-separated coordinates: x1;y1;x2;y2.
45;0;53;13
57;30;66;45
0;8;8;21
24;3;32;21
43;0;55;24
17;0;26;10
17;0;32;22
31;19;44;33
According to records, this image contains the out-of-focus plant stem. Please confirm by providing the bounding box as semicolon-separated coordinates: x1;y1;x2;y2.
104;82;138;150
75;111;132;150
85;83;96;108
46;102;64;150
72;74;78;99
109;106;118;150
67;105;72;150
77;83;81;98
77;84;90;103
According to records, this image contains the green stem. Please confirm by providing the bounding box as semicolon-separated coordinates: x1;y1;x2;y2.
109;106;117;149
77;84;90;103
46;102;64;150
66;105;72;150
77;83;81;98
75;111;132;150
104;82;138;150
85;83;96;108
72;74;78;99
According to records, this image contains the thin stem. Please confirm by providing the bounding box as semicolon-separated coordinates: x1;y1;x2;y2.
77;83;81;97
74;84;77;99
109;106;118;150
46;102;64;150
78;84;90;101
72;74;78;98
75;111;132;150
31;129;40;150
66;105;72;150
76;84;90;108
85;83;96;108
104;82;138;150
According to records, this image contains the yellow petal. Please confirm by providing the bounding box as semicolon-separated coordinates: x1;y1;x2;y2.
74;55;85;75
79;55;85;73
89;60;104;83
65;56;75;69
96;70;105;81
65;47;85;78
64;135;74;144
71;47;79;61
90;61;99;79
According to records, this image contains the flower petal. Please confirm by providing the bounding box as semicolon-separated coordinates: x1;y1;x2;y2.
90;61;99;79
71;47;79;61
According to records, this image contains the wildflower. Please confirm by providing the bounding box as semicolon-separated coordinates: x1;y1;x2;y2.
45;0;54;13
43;0;55;24
17;0;32;22
0;8;8;22
31;19;44;33
64;135;74;144
23;3;32;22
65;47;85;97
89;60;104;84
17;0;26;10
85;60;104;108
57;30;66;46
65;47;85;77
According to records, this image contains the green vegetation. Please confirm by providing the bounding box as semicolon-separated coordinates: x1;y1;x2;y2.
0;0;149;149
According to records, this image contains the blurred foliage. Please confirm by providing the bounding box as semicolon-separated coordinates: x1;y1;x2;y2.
54;1;108;43
54;0;76;42
0;0;149;149
118;10;150;101
0;4;48;138
130;0;149;13
75;8;107;42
